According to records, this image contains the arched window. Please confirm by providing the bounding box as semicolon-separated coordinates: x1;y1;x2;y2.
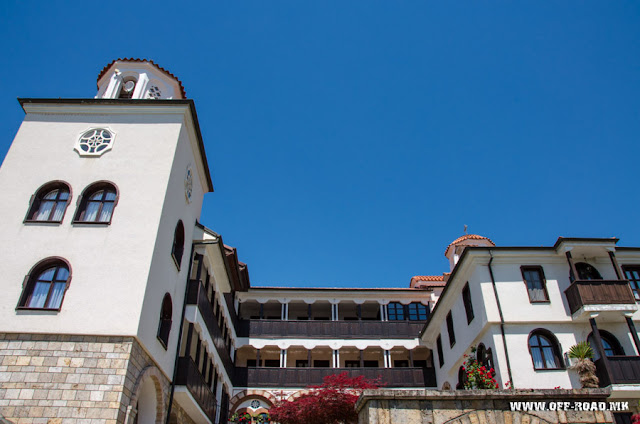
456;366;467;390
25;181;71;223
387;302;405;320
528;329;563;370
588;330;625;359
476;343;486;366
576;262;603;280
17;258;71;310
407;302;429;321
172;221;185;270
74;182;118;224
157;294;173;349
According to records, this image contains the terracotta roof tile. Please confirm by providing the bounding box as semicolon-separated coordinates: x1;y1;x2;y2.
444;234;495;257
409;275;447;289
412;275;445;282
97;58;187;99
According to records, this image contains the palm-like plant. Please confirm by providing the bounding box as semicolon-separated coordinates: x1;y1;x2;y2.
568;341;599;388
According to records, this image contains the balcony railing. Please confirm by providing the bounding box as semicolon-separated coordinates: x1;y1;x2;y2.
186;279;235;377
564;280;636;315
234;366;436;388
235;319;426;338
595;356;640;387
175;356;217;422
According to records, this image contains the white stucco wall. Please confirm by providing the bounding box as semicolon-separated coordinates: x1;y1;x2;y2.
0;102;211;378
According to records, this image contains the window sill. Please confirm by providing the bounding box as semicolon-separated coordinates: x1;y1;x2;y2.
23;220;63;225
533;367;566;371
16;306;61;312
72;220;111;226
171;254;182;271
157;335;168;350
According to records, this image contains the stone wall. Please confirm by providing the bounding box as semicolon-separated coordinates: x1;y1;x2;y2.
356;389;615;424
0;333;170;424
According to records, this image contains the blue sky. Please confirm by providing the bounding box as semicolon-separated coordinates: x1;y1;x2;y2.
1;2;639;288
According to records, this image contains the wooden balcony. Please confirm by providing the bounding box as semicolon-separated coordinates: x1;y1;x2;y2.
175;356;217;422
564;280;636;315
595;356;640;386
186;279;235;377
234;366;436;388
235;319;427;339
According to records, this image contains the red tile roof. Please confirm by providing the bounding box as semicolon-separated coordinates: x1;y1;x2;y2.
97;58;187;99
409;275;447;288
444;234;495;257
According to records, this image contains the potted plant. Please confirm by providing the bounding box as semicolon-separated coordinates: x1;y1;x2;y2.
568;341;599;388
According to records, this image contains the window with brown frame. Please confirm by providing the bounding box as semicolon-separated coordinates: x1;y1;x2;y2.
521;266;549;303
622;266;640;301
436;335;444;367
73;182;118;224
17;259;71;311
528;329;564;370
157;293;173;349
462;283;474;324
172;220;185;270
446;311;456;347
25;181;71;223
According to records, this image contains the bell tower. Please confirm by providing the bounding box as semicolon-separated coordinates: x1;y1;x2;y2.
96;58;187;100
0;59;214;423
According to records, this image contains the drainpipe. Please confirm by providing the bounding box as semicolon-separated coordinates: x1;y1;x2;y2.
488;251;515;388
166;238;221;424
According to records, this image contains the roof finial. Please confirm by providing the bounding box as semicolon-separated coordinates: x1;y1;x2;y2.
463;224;468;235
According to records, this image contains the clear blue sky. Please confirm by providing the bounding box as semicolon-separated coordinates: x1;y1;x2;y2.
1;1;639;288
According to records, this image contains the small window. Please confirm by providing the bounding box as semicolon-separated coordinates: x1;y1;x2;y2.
528;329;563;370
74;182;118;224
157;294;173;349
456;366;467;390
623;266;640;301
446;311;456;347
462;283;474;323
387;302;405;320
521;266;549;303
436;335;444;367
575;262;603;280
476;343;486;366
18;259;71;310
407;302;429;321
25;182;71;223
172;220;185;270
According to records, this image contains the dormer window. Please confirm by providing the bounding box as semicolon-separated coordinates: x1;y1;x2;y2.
118;77;137;99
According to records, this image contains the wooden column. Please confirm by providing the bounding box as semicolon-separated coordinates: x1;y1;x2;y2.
565;251;579;282
626;316;640;355
609;251;624;280
256;349;261;367
359;350;364;368
409;349;415;367
357;304;362;321
589;317;612;381
307;349;312;368
259;303;264;320
307;304;312;320
184;322;194;359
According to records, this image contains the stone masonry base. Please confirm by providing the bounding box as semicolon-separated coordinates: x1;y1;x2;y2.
0;333;170;424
